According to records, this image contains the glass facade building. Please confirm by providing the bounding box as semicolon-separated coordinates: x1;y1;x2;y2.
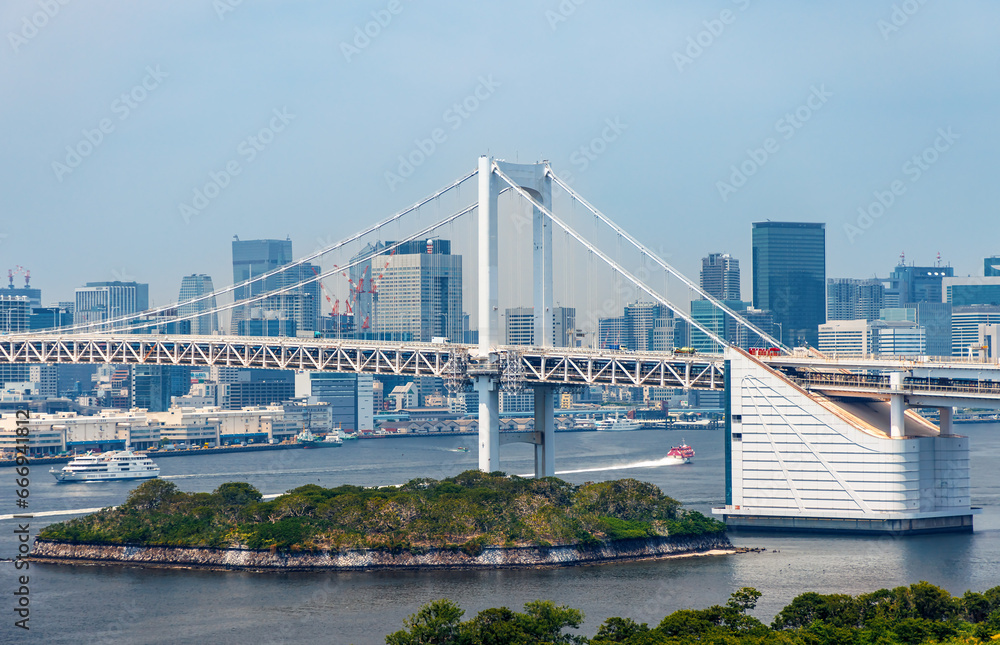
177;274;218;335
751;222;826;348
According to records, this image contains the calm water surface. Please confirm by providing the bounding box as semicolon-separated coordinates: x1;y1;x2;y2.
3;425;999;644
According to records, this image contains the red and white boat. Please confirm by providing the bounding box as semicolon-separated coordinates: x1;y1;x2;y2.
665;443;694;464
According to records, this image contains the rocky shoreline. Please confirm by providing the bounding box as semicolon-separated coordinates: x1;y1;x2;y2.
30;534;735;572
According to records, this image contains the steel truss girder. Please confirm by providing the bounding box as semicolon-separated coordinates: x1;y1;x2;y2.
0;336;726;389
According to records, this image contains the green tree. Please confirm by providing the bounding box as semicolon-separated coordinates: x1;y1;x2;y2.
385;599;465;645
591;616;650;643
214;482;262;506
124;479;181;511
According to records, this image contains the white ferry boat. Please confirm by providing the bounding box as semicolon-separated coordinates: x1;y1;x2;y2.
596;414;642;432
50;450;160;483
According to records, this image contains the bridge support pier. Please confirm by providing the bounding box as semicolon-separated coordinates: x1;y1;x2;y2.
476;376;500;472
533;386;556;478
715;349;976;534
889;372;905;439
939;406;953;435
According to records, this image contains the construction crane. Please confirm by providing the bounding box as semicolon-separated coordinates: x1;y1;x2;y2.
7;266;30;288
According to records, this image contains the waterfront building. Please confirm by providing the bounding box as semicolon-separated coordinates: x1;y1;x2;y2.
74;281;149;330
500;391;534;414
2;278;41;308
177;274;218;335
224;369;295;409
296;372;374;432
0;409;160;455
827;278;884;322
751;222;826;348
700;253;741;301
985;256;1000;277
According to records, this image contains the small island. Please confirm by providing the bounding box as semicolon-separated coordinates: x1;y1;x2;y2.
30;471;733;571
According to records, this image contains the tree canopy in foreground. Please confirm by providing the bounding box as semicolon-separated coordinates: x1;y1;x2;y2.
384;582;1000;644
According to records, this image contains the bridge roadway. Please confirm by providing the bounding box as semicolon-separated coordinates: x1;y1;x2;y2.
0;334;726;390
760;353;1000;406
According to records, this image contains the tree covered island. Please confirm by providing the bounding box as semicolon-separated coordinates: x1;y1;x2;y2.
37;471;726;556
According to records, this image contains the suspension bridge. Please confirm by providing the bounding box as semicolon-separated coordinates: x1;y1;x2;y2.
5;156;1000;534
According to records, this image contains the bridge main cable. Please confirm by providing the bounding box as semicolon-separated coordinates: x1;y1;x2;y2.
546;170;784;352
38;168;480;335
491;164;729;350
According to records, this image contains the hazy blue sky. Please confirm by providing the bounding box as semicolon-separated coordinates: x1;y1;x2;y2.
2;1;998;309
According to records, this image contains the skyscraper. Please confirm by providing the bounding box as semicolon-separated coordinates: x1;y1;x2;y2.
231;237;319;336
886;262;953;306
177;274;218;335
370;239;462;342
752;222;826;347
74;281;149;329
700;253;740;301
826;278;885;322
504;307;576;347
985;256;1000;277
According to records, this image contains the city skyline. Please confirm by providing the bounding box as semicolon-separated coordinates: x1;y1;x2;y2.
3;3;999;309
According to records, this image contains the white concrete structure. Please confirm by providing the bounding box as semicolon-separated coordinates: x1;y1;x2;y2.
715;349;975;533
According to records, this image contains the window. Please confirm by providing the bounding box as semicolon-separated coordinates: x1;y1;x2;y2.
731;414;742;422
732;433;742;441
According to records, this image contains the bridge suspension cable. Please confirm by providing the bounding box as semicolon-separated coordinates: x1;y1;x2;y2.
38;169;480;335
491;164;730;350
546;170;785;352
34;195;490;336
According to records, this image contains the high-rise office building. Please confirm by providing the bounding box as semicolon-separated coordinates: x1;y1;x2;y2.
624;302;669;352
74;281;149;329
0;296;30;333
690;299;748;353
943;277;1000;307
985;257;1000;277
297;373;374;432
504;307;576;347
231;238;319;336
952;305;1000;356
29;305;73;331
177;274;218;335
700;253;740;301
131;366;192;412
370;239;462;342
752;222;826;347
827;278;884;322
886;262;954;306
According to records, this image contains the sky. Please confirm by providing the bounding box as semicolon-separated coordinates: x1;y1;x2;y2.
2;0;999;312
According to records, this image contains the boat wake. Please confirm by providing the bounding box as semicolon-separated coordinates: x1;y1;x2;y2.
517;455;686;478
